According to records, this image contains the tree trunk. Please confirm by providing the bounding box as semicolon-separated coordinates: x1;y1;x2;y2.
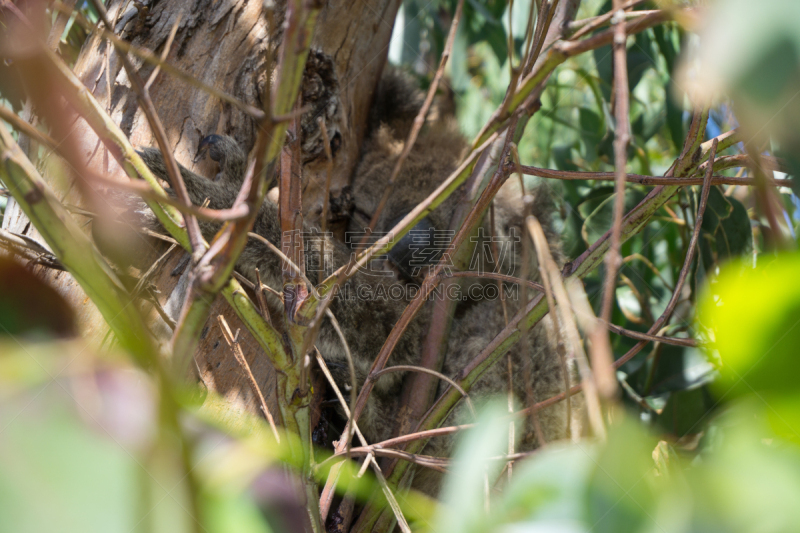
3;0;400;421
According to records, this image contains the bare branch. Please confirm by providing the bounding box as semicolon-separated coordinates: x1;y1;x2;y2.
87;0;206;255
527;217;606;437
568;0;647;39
371;365;476;418
514;164;793;187
599;0;632;371
217;315;281;442
521;138;721;417
363;0;466;238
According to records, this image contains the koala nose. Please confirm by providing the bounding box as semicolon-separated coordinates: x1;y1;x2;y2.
329;131;342;157
194;134;224;163
387;215;442;280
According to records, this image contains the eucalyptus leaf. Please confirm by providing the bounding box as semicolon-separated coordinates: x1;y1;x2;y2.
435;401;511;533
585;419;659;533
581;189;648;246
698;252;800;418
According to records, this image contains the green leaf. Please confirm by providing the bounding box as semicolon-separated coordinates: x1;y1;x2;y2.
450;18;470;92
701;187;753;264
687;405;800;531
581;189;648;246
552;144;580;172
579;107;604;143
701;186;734;234
593;43;614;102
0;377;141;533
653;25;685;151
715;195;753;260
576;186;616;219
585;419;659;533
626;31;655;93
492;443;596;528
656;387;716;438
698;252;800;431
435;401;510;533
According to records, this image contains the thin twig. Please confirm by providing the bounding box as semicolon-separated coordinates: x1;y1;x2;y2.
520;139;721;417
217;315;281;442
513;164;792;187
321;310;357;447
522;196;566;442
319;446;450;473
370;365;476;418
0;104;58;149
600;1;632;341
313;352;413;533
745;145;790;247
367;424;473;450
608;322;695;347
527;217;605;438
253;269;272;325
247;232;317;296
623;253;674;291
568;0;646;39
566;278;618;399
0;229;65;270
362;0;465;240
132;243;178;299
87;0;206;255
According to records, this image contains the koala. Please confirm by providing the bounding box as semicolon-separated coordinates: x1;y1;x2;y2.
133;53;582;495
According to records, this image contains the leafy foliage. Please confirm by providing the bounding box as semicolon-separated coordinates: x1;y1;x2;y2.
1;0;800;532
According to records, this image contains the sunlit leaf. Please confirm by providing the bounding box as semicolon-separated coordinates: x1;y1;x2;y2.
698;252;800;411
436;401;510;533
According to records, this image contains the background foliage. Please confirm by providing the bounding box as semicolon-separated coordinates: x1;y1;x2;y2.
1;0;800;532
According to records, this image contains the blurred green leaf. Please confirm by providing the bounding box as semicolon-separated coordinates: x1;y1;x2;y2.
435;401;510;533
493;443;596;529
579;107;605;154
698;252;800;423
657;387;715;438
687;404;800;532
0;383;141;533
585;418;659;533
653;24;685;152
0;257;76;339
627;31;656;94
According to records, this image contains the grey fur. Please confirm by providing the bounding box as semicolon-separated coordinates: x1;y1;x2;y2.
134;63;583;495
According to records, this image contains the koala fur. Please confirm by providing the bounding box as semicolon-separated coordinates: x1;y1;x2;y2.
133;56;582;495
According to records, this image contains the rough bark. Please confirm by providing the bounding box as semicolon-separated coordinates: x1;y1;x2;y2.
3;0;400;419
